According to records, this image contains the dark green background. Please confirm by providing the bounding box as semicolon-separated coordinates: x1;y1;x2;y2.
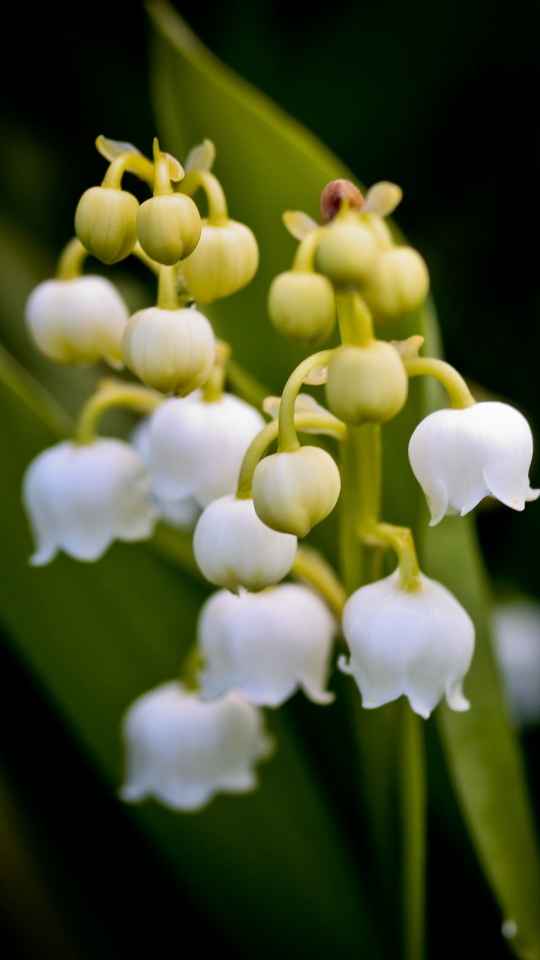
0;1;538;957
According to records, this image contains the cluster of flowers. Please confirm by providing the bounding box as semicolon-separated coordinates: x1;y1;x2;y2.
22;137;538;812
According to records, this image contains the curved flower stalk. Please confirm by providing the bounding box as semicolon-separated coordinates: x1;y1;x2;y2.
23;438;158;565
409;401;539;524
198;584;336;706
340;569;475;718
120;681;273;811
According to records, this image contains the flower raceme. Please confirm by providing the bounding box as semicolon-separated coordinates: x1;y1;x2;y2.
198;584;336;707
23;438;158;565
340;570;475;718
409;401;539;524
120;682;273;812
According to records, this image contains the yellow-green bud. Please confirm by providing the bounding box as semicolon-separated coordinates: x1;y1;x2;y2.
136;194;202;266
325;341;408;424
252;446;341;538
363;247;429;323
122;306;216;395
75;187;139;264
267;271;336;345
181;220;259;303
315;213;377;287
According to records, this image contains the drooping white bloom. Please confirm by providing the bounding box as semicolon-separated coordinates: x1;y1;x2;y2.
493;600;540;727
23;438;158;565
199;584;336;706
119;681;273;812
25;276;129;368
131;419;202;531
339;569;475;718
409;401;539;525
193;495;297;593
143;391;264;508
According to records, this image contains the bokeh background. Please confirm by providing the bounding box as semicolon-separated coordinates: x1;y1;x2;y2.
0;1;539;957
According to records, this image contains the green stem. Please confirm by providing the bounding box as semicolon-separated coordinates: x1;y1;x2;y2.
180;170;228;223
157;265;179;309
405;357;475;409
202;341;231;403
181;644;204;691
132;242;160;275
292;229;323;272
339;424;382;592
101;152;155;189
236;411;346;499
152;138;174;196
291;545;347;619
74;379;163;445
398;702;426;960
278;349;335;453
336;290;374;346
366;523;422;592
55;237;88;280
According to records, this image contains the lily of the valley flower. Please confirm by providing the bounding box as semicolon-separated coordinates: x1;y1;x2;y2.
119;682;273;811
23;438;158;564
193;495;297;593
339;569;475;718
199;584;336;706
408;401;539;525
143;392;265;508
25;275;129;368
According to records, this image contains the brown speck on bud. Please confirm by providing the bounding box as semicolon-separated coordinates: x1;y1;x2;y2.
320;180;364;223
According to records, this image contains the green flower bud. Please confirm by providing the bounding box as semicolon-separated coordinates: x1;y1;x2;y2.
122;306;216;395
363;247;429;323
325;341;408;424
182;220;259;304
75;187;139;264
315;213;377;287
252;446;341;538
136;194;202;266
268;271;336;345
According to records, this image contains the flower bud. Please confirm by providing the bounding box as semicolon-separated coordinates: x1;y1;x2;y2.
199;584;336;706
25;275;128;368
120;682;272;812
267;271;336;345
23;438;158;565
362;247;429;323
325;341;408;424
252;446;341;537
193;495;297;593
136;193;202;265
122;306;215;395
340;569;475;718
408;401;540;525
181;220;259;303
75;187;139;264
315;213;377;287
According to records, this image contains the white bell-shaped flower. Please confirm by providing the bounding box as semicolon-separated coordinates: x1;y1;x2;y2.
119;681;273;811
199;584;336;706
144;392;264;508
408;401;539;525
193;495;297;593
493;600;540;727
131;419;202;531
23;438;158;565
25;276;129;368
339;569;475;718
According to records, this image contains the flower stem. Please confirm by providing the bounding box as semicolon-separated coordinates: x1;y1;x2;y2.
291;545;347;619
55;237;88;280
236;411;346;499
336;290;374;346
180;170;228;223
398;701;426;960
101;152;155;189
292;228;323;272
405;357;475;409
74;379;163;445
278;350;335;453
181;644;203;692
157;265;179;309
202;341;231;403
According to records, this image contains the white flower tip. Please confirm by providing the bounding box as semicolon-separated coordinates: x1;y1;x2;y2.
445;683;470;712
337;653;352;675
526;487;540;502
118;784;143;804
29;550;52;567
303;687;335;706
